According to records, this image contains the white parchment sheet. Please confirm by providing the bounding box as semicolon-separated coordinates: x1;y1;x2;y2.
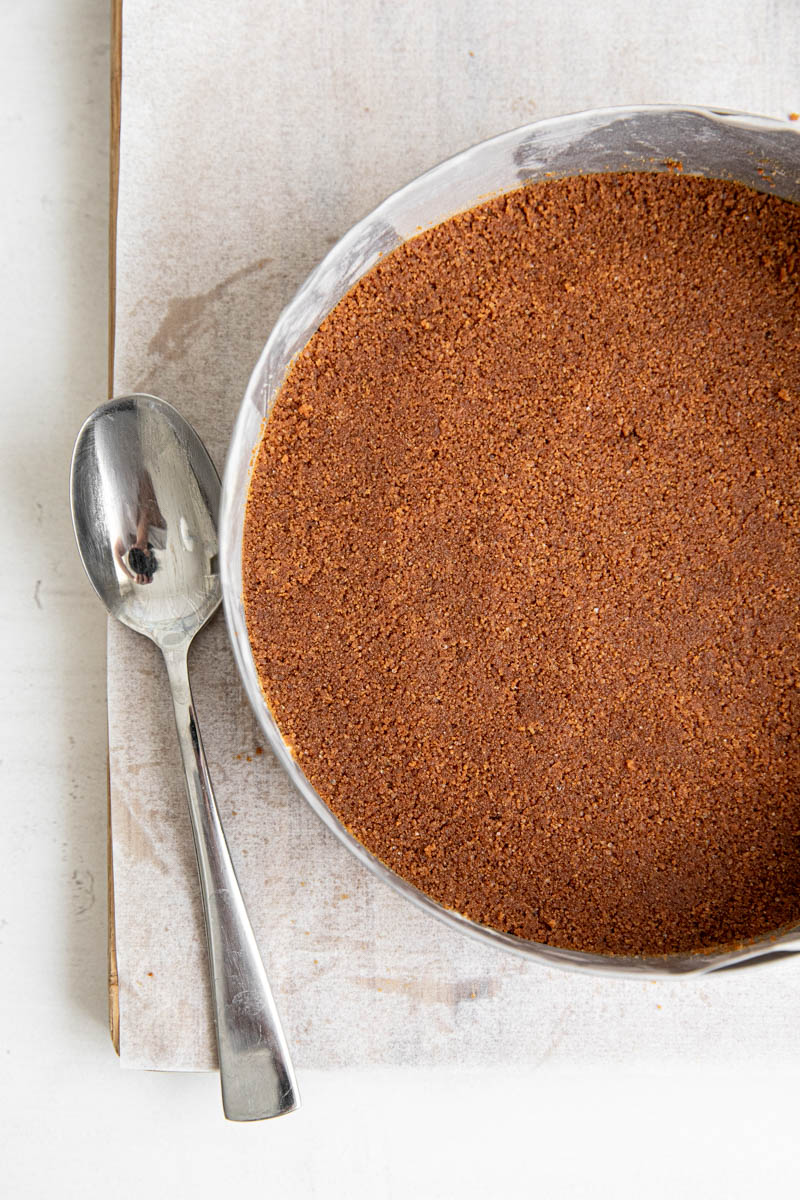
109;0;800;1070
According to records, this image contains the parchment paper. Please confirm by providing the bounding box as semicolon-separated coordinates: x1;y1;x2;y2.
109;0;800;1071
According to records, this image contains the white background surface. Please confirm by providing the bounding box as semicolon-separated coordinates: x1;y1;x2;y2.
2;1;800;1196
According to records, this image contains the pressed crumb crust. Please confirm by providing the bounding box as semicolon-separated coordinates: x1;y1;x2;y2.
243;173;800;956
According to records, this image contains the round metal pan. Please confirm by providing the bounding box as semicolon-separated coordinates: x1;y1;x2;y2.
221;105;800;977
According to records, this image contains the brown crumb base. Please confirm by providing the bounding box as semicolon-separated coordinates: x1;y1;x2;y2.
243;172;800;957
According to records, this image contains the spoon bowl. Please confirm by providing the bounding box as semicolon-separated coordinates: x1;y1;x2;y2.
70;394;220;648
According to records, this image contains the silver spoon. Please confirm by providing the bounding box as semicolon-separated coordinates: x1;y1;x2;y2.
70;393;299;1121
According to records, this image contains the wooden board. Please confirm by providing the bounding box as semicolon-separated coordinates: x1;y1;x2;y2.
103;0;800;1076
107;0;123;1056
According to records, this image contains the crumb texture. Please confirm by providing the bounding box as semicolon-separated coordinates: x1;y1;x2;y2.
243;173;800;956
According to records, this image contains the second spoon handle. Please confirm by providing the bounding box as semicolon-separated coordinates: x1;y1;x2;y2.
163;645;299;1122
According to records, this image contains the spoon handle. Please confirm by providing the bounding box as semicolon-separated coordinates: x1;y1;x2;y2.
162;645;299;1121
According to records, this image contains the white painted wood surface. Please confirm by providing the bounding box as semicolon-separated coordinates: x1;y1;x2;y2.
3;1;800;1195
